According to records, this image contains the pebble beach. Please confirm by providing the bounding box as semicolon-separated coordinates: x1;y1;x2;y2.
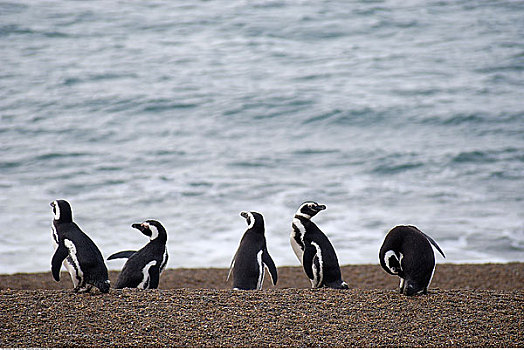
1;263;522;347
2;2;523;348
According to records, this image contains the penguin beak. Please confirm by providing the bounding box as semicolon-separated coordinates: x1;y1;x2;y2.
316;204;326;211
240;211;249;219
50;202;55;208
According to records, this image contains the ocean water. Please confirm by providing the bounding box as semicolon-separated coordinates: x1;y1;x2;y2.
1;0;523;274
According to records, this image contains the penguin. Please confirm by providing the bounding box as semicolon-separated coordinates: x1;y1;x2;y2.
290;201;348;289
379;225;446;296
227;211;278;290
107;220;168;289
50;200;110;293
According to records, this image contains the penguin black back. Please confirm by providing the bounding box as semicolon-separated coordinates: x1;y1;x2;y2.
228;211;277;290
107;220;169;289
50;200;109;293
379;225;445;296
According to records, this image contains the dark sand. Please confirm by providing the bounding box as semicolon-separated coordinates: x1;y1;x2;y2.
1;263;522;347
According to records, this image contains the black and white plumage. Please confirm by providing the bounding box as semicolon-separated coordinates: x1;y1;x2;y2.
227;211;278;290
107;220;168;289
50;200;110;293
290;201;348;289
379;225;446;296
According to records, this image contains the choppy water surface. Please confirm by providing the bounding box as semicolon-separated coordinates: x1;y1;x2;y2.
1;1;523;273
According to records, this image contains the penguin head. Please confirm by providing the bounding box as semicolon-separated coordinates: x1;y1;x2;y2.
50;200;73;223
131;220;167;242
295;201;326;219
382;250;402;275
240;211;265;232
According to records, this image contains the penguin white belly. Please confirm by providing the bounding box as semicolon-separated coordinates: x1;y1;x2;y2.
138;260;157;289
64;257;79;287
426;248;436;289
290;235;303;264
290;218;306;264
256;250;265;290
51;225;59;246
64;239;83;287
160;247;168;274
310;242;323;288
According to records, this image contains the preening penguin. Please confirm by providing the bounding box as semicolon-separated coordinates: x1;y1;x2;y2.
50;200;110;293
379;225;446;296
291;201;348;289
107;220;168;289
227;211;278;290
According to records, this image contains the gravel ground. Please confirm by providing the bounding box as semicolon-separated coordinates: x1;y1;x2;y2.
0;263;522;347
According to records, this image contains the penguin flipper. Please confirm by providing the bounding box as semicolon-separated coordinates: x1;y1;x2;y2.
302;245;317;280
421;232;446;258
51;243;69;282
107;250;137;260
262;249;278;285
148;264;161;289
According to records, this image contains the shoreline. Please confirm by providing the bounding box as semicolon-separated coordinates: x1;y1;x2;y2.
1;263;522;347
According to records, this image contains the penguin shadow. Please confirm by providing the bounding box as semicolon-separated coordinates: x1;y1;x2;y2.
384;287;445;300
224;272;280;291
153;264;448;293
48;271;119;295
223;265;351;291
